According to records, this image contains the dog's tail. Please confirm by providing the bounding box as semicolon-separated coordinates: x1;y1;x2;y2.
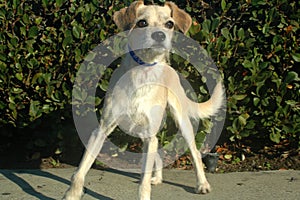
189;81;225;119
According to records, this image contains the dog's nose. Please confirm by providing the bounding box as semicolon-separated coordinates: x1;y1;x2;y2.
151;31;166;42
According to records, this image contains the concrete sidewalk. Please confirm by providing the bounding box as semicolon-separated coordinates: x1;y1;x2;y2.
0;168;299;200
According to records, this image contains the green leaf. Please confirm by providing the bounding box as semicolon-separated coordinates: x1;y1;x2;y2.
44;73;52;84
243;59;253;69
221;0;226;11
85;51;97;61
75;48;82;63
63;36;73;49
10;37;18;47
12;0;19;10
35;17;43;25
29;100;41;118
291;53;300;62
56;0;64;8
232;94;247;101
253;97;260;107
15;73;23;81
202;19;211;34
28;26;39;38
22;14;30;24
72;25;81;39
11;87;23;94
238;113;249;126
238;28;245;40
285;100;297;106
31;73;43;84
285;71;299;83
224;154;232;160
221;28;230;39
270;128;281;144
262;24;270;34
42;0;49;8
20;26;27;37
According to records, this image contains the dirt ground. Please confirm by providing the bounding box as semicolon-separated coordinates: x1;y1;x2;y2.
215;138;300;172
1;137;299;173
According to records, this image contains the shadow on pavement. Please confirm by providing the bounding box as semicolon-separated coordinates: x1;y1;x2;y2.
1;169;113;200
105;168;196;194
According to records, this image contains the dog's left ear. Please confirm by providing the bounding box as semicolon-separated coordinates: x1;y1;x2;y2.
165;2;192;34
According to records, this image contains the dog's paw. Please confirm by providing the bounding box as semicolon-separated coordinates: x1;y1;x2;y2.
140;196;151;200
195;181;211;194
139;190;151;200
151;176;162;185
63;189;83;200
63;194;81;200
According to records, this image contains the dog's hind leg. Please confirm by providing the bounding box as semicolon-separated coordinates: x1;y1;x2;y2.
139;136;159;200
63;121;117;200
168;83;211;194
179;117;211;194
151;152;163;185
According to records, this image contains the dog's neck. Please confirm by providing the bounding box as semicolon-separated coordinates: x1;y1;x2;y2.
125;45;170;69
128;45;158;67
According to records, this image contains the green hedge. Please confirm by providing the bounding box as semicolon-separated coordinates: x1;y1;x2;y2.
192;0;300;144
0;0;299;151
0;0;114;127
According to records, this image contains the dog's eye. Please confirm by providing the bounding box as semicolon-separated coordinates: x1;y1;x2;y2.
136;20;148;28
165;21;174;29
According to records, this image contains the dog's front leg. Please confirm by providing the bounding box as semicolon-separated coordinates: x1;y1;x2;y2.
63;148;96;200
139;136;158;200
63;123;115;200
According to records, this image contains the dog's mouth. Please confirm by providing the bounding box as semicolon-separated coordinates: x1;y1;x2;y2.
151;43;165;48
148;43;168;52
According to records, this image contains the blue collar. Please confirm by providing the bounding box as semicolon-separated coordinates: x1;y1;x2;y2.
128;45;157;67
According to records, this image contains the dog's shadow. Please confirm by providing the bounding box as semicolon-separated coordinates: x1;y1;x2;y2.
163;179;195;194
1;169;113;200
107;168;195;194
1;168;195;199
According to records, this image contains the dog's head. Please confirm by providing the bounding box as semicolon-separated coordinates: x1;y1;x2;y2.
113;1;192;63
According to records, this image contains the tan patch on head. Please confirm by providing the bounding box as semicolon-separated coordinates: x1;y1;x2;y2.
165;2;192;34
136;5;173;28
113;1;144;30
113;1;192;34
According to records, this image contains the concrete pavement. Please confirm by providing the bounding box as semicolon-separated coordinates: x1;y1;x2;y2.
0;168;299;199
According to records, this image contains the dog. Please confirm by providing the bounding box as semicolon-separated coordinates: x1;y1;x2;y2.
63;1;224;199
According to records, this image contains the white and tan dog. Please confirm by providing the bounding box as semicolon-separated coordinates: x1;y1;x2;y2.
64;1;224;200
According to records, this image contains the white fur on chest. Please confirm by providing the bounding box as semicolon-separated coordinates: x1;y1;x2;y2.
108;64;168;135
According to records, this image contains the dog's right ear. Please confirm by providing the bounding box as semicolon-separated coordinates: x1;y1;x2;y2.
113;1;144;31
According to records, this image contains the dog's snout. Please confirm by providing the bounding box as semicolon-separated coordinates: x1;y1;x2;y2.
151;31;166;42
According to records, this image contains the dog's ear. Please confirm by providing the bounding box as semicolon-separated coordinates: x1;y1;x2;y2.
113;1;144;31
165;2;192;34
